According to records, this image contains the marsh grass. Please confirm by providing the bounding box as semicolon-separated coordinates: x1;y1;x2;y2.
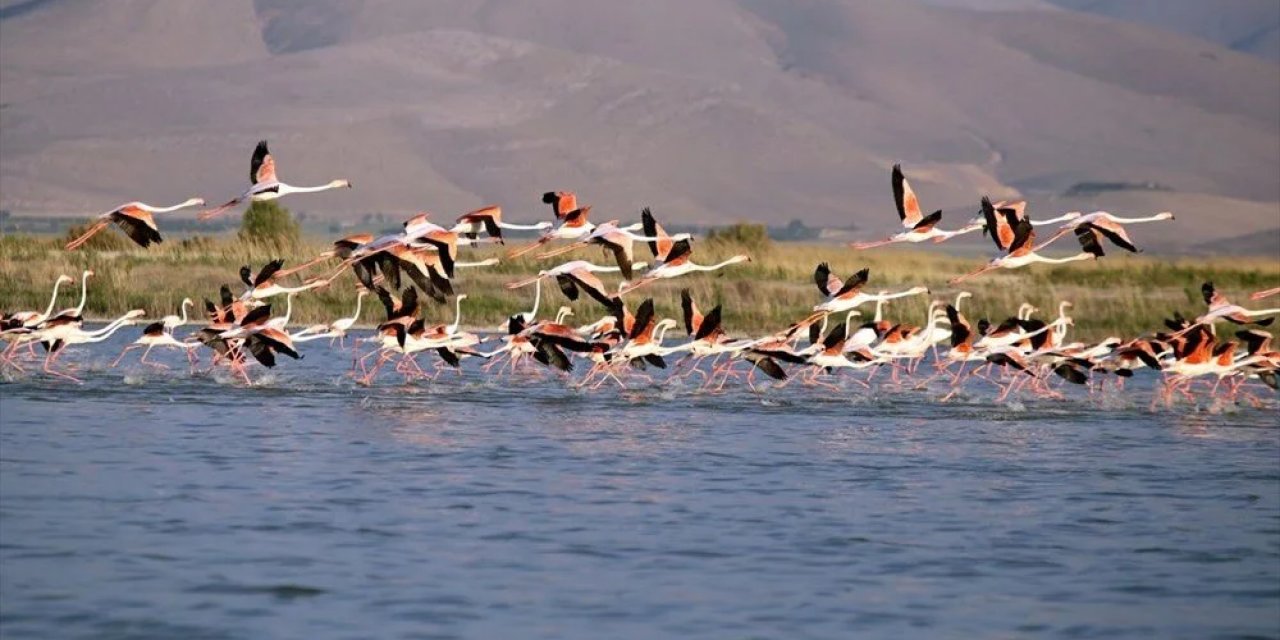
2;233;1276;341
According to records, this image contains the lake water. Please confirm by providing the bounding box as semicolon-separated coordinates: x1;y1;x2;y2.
1;330;1278;639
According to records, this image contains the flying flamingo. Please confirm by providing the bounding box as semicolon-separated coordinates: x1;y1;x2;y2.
949;210;1103;284
1040;210;1174;252
198;140;351;220
972;198;1081;250
239;259;329;302
452;205;551;245
851;164;982;249
65;198;205;250
506;260;639;310
1190;282;1279;331
536;217;679;279
616;217;750;295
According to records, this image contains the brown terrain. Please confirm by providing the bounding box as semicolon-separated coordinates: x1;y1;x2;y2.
1;0;1277;253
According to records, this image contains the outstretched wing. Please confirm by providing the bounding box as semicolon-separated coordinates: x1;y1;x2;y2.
1074;226;1106;258
251;140;276;184
892;163;922;228
834;268;871;298
255;259;285;286
814;262;842;298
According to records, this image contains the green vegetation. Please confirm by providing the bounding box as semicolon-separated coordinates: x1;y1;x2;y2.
238;201;300;251
1;231;1276;342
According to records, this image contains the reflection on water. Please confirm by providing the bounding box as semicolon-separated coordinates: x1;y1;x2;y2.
1;331;1277;640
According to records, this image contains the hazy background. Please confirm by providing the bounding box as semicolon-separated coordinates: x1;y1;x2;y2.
1;0;1277;253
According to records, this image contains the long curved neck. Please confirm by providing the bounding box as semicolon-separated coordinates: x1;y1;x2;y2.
179;300;190;325
1035;252;1093;265
280;182;340;195
447;298;465;334
529;279;542;319
350;294;364;322
43;280;65;318
874;298;885;323
654;323;673;343
498;222;547;230
281;295;295;325
1039;214;1078;225
697;257;745;272
1108;214;1168;224
152;200;199;213
844;310;858;339
75;274;91;314
86;313;134;339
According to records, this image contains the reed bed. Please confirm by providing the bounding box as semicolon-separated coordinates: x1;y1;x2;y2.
1;233;1276;342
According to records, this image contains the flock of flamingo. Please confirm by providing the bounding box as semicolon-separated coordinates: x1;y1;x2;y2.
3;141;1279;406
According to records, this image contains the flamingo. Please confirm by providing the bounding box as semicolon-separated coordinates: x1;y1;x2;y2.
851;164;982;249
65;198;205;250
110;297;197;367
452;205;551;245
949;209;1102;284
11;274;74;329
52;270;95;321
239;259;328;302
1192;282;1280;330
507;202;597;259
297;290;367;347
506;260;638;310
1041;211;1175;252
198;140;351;220
617;238;749;295
973;198;1081;251
35;309;146;382
802;264;929;323
217;304;302;383
536;217;680;279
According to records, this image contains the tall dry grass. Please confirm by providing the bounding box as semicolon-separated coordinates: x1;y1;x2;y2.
1;232;1276;341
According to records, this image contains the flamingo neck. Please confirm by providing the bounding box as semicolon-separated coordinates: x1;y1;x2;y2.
447;298;465;334
1038;252;1093;265
498;222;548;230
179;300;190;326
874;299;885;323
43;280;65;319
1108;214;1169;224
281;182;340;195
350;294;364;323
74;273;91;314
152;200;199;213
529;279;542;320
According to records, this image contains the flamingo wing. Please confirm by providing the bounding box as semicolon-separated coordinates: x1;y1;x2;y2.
629;298;656;340
980;197;1012;251
566;270;617;310
892;164;923;228
912;209;942;232
111;209;163;247
680;288;701;336
1085;219;1139;253
255;259;285;286
641;207;672;260
1073;226;1106;258
1008;218;1036;256
251;140;276;184
694;305;723;341
814;262;842;298
834;268;871;299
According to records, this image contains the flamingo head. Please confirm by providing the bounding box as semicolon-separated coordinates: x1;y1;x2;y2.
1062;211;1084;221
631;261;649;271
57;274;74;285
125;309;147;321
1155;211;1175;221
181;297;193;307
183;197;206;208
83;269;95;279
909;286;929;295
331;179;353;189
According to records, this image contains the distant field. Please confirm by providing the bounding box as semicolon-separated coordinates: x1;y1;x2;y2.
1;233;1276;341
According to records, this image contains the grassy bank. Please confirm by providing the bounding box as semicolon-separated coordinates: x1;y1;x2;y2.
1;233;1276;341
